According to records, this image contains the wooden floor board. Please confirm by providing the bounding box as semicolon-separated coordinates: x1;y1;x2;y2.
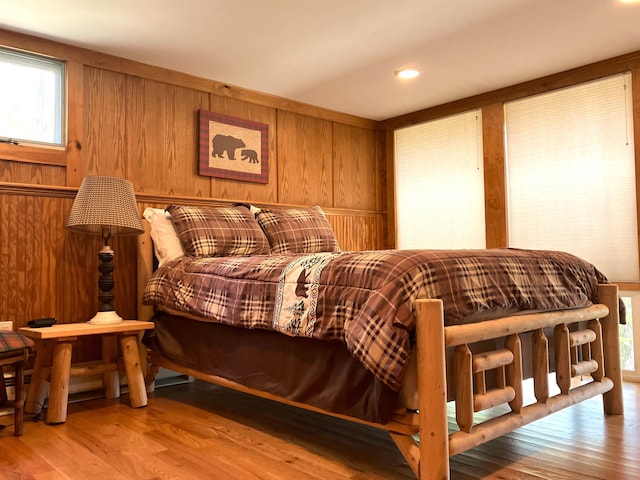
0;380;637;479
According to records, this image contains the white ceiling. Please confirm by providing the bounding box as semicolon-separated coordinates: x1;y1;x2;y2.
2;0;640;121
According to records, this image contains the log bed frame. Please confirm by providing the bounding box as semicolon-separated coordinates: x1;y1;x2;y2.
136;223;624;480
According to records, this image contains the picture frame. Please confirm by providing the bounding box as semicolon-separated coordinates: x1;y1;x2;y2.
198;110;269;183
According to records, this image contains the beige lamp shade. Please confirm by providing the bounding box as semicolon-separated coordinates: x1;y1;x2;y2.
66;176;143;236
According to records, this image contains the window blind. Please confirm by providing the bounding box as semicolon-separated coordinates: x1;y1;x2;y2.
505;72;638;282
394;110;485;249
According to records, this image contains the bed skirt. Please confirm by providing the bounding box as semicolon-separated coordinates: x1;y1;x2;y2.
145;312;400;423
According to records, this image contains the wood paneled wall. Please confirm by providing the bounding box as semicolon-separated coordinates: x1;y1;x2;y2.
0;28;384;351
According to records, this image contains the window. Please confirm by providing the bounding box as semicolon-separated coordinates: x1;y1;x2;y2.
505;73;638;282
620;292;640;381
0;47;65;146
394;110;485;249
505;73;639;381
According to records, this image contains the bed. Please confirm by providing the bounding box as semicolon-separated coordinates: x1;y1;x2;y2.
137;203;624;480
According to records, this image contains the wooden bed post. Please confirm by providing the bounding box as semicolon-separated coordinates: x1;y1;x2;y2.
415;298;450;480
136;219;156;392
598;283;624;414
137;219;154;323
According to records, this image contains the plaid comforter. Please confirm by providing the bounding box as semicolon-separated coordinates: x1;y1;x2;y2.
143;248;609;391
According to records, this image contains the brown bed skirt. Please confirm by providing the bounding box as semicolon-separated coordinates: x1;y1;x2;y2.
145;312;400;423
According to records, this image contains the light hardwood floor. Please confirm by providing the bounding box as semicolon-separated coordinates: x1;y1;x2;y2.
0;380;638;479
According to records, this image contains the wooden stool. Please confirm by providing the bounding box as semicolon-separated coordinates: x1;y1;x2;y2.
20;320;154;424
0;331;34;436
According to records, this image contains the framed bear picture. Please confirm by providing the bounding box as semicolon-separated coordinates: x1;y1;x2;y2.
198;110;269;183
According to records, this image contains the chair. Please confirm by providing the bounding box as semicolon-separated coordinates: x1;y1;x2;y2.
0;331;34;436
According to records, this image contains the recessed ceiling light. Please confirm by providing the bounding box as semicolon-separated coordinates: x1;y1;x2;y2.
395;67;421;79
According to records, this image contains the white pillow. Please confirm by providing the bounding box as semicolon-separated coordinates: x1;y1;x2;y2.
142;207;185;266
249;204;262;215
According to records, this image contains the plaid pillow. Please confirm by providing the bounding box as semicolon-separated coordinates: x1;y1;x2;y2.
167;204;270;257
255;206;341;254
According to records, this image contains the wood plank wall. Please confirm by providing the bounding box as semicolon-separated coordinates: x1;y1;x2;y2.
0;29;384;363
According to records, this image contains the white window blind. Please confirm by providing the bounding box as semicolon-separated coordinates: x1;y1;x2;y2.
505;73;638;282
394;110;485;249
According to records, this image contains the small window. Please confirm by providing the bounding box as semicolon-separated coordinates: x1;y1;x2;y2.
620;291;640;382
0;47;65;146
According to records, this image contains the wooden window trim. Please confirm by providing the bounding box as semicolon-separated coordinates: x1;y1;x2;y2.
0;60;83;183
0;143;66;165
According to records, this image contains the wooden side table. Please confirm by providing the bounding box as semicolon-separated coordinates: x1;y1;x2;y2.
19;320;154;424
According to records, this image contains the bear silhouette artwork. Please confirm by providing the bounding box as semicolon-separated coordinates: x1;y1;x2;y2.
240;149;259;163
211;134;246;160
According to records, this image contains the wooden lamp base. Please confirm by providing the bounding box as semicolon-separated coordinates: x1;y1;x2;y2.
91;245;123;324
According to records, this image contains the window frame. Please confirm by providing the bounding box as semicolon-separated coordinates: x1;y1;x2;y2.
0;46;66;148
620;290;640;382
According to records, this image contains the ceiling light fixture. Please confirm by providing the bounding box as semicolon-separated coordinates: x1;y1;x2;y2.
395;67;421;79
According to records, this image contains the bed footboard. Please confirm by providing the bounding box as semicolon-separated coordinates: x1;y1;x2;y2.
409;283;623;480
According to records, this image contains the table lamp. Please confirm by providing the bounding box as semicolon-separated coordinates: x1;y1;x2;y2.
65;176;144;324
